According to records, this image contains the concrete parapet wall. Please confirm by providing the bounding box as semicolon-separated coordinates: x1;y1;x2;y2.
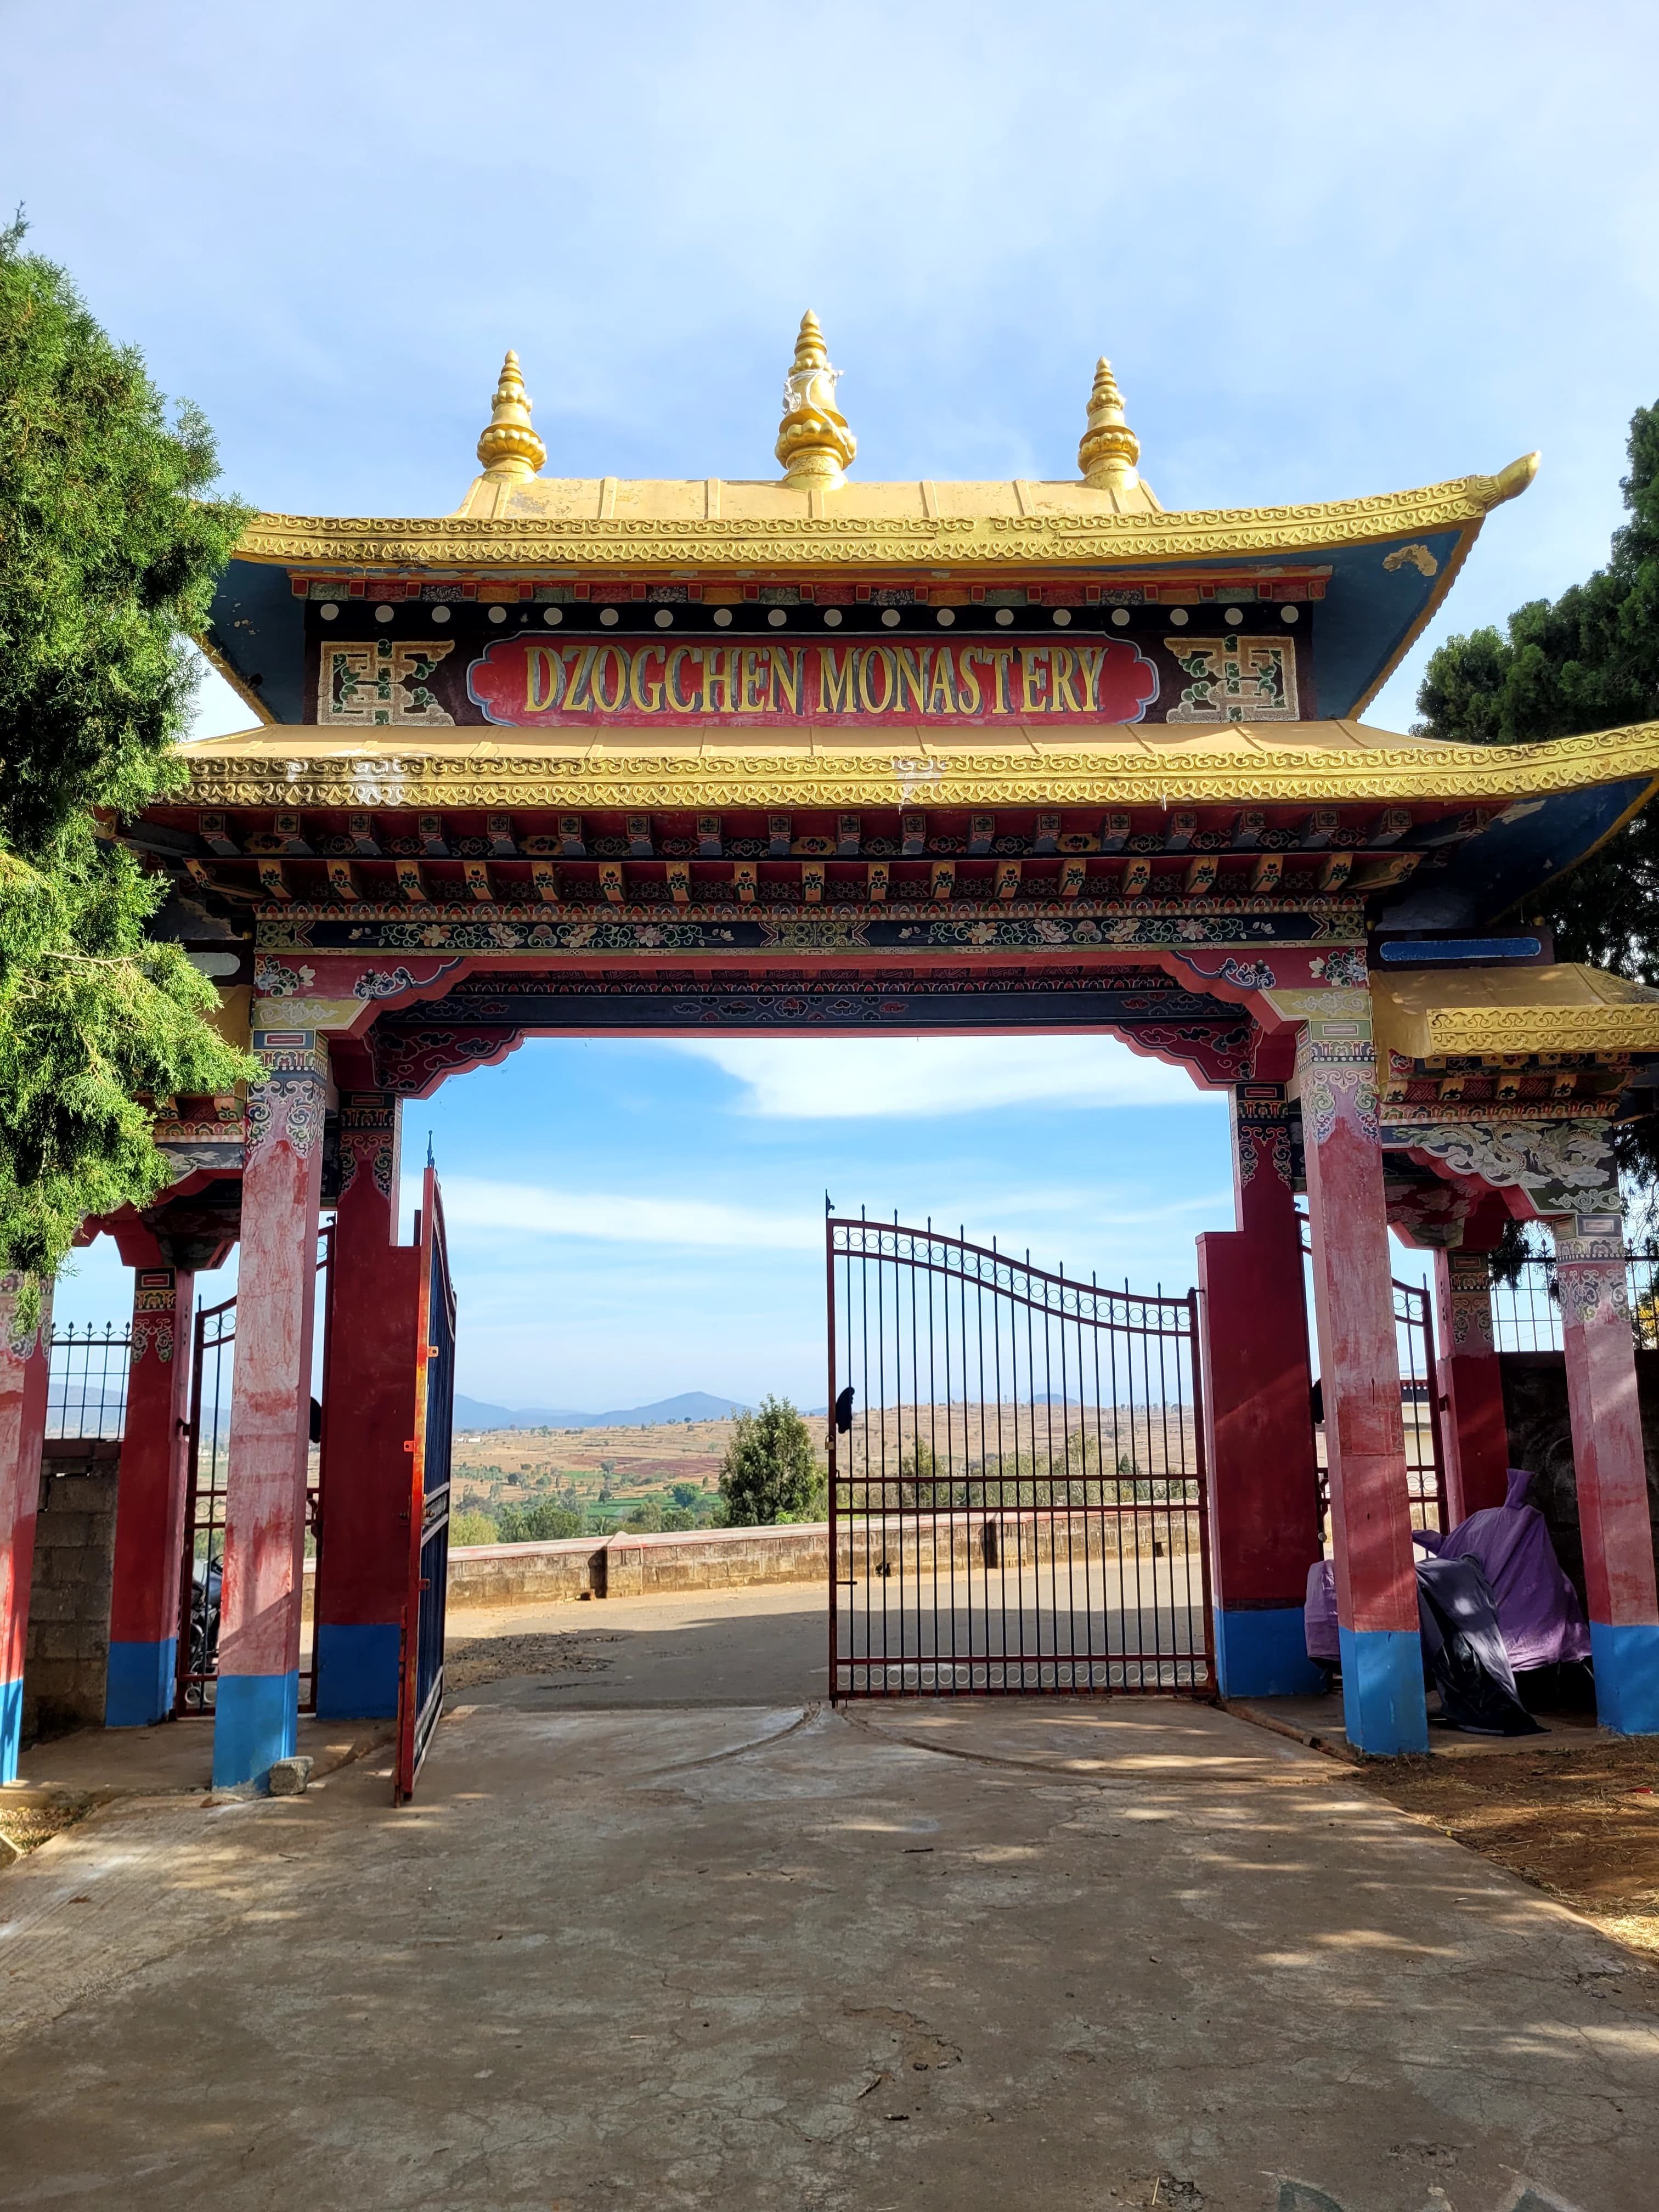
296;1508;1201;1616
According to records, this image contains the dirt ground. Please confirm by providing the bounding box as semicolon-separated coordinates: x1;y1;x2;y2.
1356;1735;1659;1958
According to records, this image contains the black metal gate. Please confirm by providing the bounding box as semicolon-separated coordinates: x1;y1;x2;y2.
175;1232;332;1718
826;1217;1212;1700
395;1165;455;1802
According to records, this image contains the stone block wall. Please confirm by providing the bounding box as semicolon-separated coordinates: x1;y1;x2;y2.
21;1440;121;1740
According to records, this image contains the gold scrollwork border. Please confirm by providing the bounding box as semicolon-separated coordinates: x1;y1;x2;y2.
229;468;1528;575
1421;1006;1659;1056
178;719;1659;810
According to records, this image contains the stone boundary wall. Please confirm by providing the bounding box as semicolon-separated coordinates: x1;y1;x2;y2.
300;1507;1201;1616
22;1440;121;1737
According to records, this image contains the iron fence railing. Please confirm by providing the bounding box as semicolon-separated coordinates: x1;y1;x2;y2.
45;1322;131;1440
1491;1251;1659;1351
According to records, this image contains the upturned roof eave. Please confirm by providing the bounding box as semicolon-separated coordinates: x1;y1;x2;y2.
221;457;1538;577
167;715;1659;811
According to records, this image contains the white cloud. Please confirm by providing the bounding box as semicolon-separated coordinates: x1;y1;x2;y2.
664;1036;1205;1119
430;1176;819;1252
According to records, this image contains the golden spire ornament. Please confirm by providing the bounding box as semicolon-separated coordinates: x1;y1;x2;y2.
1077;356;1141;492
775;310;857;488
476;349;546;481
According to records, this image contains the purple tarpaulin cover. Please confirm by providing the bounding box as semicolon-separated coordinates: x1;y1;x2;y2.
1301;1469;1592;1673
1304;1559;1340;1662
1436;1468;1592;1671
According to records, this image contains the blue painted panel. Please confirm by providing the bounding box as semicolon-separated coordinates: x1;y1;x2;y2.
206;562;308;725
0;1673;20;1785
315;1622;402;1720
1376;936;1542;964
1338;1625;1429;1755
1214;1606;1327;1699
105;1637;177;1729
1589;1621;1659;1735
1376;780;1655;932
1313;531;1462;717
212;1670;299;1790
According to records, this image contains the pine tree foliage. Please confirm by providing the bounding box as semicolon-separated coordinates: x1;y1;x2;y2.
1416;400;1659;1187
1415;401;1659;975
0;218;257;1314
718;1395;823;1526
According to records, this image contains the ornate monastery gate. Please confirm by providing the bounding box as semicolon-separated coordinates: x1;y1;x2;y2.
826;1218;1212;1700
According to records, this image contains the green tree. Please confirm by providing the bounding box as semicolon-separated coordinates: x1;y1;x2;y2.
1416;398;1659;1187
0;218;256;1314
718;1394;823;1525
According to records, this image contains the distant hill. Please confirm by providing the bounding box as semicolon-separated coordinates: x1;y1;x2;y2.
453;1390;754;1432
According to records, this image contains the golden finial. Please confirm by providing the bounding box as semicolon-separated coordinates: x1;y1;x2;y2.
1077;356;1141;492
476;349;546;481
775;310;857;488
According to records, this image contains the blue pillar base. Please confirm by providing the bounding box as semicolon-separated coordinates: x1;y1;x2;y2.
1214;1606;1327;1699
212;1670;298;1790
1338;1625;1429;1756
315;1621;401;1720
1589;1621;1659;1735
1;1673;21;1785
105;1637;177;1728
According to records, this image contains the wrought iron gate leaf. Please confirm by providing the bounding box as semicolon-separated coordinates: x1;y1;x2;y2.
396;1165;455;1801
826;1219;1214;1700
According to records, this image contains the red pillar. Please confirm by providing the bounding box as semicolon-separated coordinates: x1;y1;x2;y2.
1298;1022;1427;1754
1434;1237;1510;1524
103;1251;195;1725
1197;1084;1323;1696
212;1033;326;1787
1;1277;53;1782
1553;1208;1659;1733
314;1090;420;1719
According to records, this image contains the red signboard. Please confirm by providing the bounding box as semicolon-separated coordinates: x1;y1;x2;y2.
465;635;1159;728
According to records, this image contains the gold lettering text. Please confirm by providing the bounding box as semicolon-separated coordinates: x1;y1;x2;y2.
925;648;957;715
1050;646;1082;714
1020;647;1051;714
857;645;897;714
524;645;563;712
562;645;598;712
704;647;734;713
592;645;629;714
665;647;701;713
1075;645;1106;713
981;647;1015;714
629;646;664;713
819;646;855;713
895;647;930;715
771;646;805;715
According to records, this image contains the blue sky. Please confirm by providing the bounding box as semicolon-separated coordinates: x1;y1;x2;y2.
19;3;1656;1400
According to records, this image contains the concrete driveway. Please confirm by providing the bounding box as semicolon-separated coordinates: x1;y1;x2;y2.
1;1681;1652;2211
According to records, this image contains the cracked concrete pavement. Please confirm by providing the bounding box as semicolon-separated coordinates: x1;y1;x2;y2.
1;1684;1654;2211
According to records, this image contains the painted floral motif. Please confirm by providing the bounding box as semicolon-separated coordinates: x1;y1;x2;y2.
1308;947;1368;989
1303;1065;1381;1148
353;966;428;1000
253;958;316;996
246;1071;324;1164
1406;1120;1616;1214
129;1317;176;1364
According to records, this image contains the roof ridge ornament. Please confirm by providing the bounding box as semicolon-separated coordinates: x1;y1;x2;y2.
775;311;857;489
1077;356;1141;493
476;349;546;482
